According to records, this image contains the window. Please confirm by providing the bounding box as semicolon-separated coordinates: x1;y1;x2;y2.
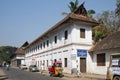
112;55;120;67
40;43;42;49
97;53;105;66
64;30;68;40
38;45;39;50
64;58;67;67
80;28;85;38
54;36;57;44
54;59;57;62
46;60;48;67
43;42;45;48
47;40;49;47
36;46;37;51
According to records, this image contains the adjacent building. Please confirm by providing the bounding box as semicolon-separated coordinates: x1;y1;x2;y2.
11;41;29;67
89;31;120;75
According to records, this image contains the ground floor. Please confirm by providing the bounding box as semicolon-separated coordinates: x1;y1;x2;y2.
11;59;25;67
25;44;93;74
25;45;120;75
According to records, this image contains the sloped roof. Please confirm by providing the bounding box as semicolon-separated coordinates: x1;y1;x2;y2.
73;2;87;16
15;41;29;55
21;41;29;48
15;48;25;55
26;4;98;48
89;31;120;52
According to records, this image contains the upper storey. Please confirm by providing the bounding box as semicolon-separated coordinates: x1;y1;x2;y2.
25;3;98;55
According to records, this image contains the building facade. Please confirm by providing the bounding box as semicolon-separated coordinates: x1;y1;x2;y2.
25;4;98;73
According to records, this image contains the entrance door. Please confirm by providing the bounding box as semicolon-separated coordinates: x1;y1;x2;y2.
80;58;86;73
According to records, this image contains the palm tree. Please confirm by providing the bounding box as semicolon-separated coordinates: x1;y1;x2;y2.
87;9;95;18
68;0;79;12
62;0;79;15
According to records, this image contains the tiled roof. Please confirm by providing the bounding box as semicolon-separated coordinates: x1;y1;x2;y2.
21;41;29;48
69;13;98;24
15;41;29;55
89;31;120;52
15;48;25;55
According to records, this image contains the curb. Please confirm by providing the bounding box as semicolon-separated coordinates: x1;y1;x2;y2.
0;76;8;80
0;74;6;78
84;76;106;80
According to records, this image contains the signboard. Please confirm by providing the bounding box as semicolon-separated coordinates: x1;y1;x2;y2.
112;60;119;66
77;49;87;57
32;57;35;61
110;67;120;75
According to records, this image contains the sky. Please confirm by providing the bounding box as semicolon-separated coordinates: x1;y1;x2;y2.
0;0;116;47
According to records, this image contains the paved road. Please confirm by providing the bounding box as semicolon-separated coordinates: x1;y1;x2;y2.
2;68;64;80
1;67;106;80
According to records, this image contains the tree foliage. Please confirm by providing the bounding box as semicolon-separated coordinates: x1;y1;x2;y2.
115;0;120;29
87;9;95;18
116;0;120;16
0;46;17;64
93;0;120;43
68;0;79;12
93;10;119;43
62;0;79;15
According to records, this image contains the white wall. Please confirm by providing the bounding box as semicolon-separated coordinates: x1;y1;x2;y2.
16;55;25;59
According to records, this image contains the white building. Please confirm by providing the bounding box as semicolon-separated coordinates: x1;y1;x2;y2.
25;4;98;73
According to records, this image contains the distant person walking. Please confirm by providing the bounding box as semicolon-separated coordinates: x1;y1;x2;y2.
6;63;10;71
40;63;45;75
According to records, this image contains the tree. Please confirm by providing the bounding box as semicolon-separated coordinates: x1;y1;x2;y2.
87;9;95;18
68;0;79;12
115;0;120;29
93;10;119;43
116;0;120;15
0;46;17;64
93;0;120;43
62;0;79;15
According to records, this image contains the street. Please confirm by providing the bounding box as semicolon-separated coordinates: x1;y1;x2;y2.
0;67;106;80
2;67;64;80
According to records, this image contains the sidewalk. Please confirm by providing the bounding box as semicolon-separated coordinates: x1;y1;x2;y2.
40;70;106;80
79;73;106;80
0;67;8;80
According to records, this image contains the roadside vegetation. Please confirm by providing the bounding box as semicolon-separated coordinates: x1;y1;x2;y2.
0;46;17;65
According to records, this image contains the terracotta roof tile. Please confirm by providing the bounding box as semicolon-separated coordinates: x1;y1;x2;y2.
15;42;28;55
69;13;98;23
15;48;25;55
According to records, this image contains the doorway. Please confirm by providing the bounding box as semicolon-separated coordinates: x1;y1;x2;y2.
80;58;86;73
